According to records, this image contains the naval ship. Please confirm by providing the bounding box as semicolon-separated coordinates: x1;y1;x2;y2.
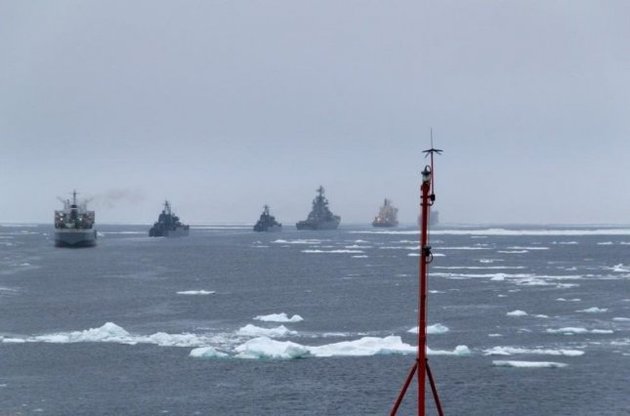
54;190;97;247
372;198;399;227
149;201;190;237
296;186;341;230
419;209;439;226
253;205;282;232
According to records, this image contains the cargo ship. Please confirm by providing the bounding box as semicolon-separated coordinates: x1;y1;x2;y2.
149;201;190;237
372;198;399;227
253;205;282;232
296;186;341;230
54;190;97;247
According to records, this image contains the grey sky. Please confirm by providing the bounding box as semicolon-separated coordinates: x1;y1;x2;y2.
1;1;629;225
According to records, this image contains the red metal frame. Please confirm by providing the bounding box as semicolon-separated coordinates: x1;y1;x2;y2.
390;147;443;416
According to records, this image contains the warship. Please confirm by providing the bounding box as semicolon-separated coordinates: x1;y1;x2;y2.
253;205;282;232
54;190;97;247
149;201;190;237
419;209;439;226
372;198;399;227
296;186;341;230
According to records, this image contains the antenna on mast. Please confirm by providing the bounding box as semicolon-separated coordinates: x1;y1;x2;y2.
422;128;443;196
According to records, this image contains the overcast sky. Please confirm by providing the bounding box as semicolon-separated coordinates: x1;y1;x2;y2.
1;1;629;225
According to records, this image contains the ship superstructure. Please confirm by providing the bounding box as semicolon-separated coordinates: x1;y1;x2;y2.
54;190;97;247
149;201;190;237
372;198;399;227
296;186;341;230
253;205;282;232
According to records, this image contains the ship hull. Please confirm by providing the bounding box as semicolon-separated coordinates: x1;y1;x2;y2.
149;227;190;237
296;219;340;230
254;224;282;232
54;229;97;247
372;221;398;228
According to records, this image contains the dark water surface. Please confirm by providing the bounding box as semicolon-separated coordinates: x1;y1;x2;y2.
1;224;629;415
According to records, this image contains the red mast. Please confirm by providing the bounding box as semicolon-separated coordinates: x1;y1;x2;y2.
390;142;443;416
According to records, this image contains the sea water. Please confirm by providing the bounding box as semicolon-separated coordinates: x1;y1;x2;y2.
0;224;629;415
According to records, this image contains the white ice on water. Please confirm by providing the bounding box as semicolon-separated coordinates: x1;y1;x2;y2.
407;323;450;334
483;346;584;356
189;346;229;358
199;335;471;360
492;360;568;368
507;310;528;317
253;313;304;323
176;290;215;295
301;249;364;254
8;322;221;348
272;239;322;245
546;327;614;335
236;324;297;337
612;264;630;272
577;307;608;313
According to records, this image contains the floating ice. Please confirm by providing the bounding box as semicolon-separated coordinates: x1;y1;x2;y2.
301;249;364;254
498;250;529;254
309;336;416;357
33;322;133;344
15;323;219;348
189;346;229;359
176;290;215;295
556;298;581;302
427;345;471;356
352;255;369;258
407;324;450;334
546;327;614;335
483;346;584;356
577;307;608;313
236;324;296;337
345;244;372;249
507;246;549;250
492;360;567;368
507;310;528;317
597;241;614;245
613;317;630;322
235;337;311;359
438;246;491;250
253;313;304;323
273;239;322;245
612;264;630;272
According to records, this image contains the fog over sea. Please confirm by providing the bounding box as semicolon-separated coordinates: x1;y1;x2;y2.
1;224;629;415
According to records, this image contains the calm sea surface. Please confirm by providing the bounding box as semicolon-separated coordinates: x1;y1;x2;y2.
1;224;629;415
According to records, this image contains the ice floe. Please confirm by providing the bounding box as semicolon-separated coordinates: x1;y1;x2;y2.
483;346;584;356
577;307;608;313
546;327;614;335
507;310;528;317
492;360;567;368
407;323;450;334
188;346;229;358
176;290;215;295
233;337;311;359
236;324;296;337
612;264;630;272
350;228;630;236
273;239;322;245
301;249;364;254
253;313;304;323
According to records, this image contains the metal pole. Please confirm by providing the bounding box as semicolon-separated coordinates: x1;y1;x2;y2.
426;361;445;416
389;362;418;415
418;167;431;416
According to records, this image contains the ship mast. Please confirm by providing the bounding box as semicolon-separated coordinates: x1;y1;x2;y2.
390;141;443;416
